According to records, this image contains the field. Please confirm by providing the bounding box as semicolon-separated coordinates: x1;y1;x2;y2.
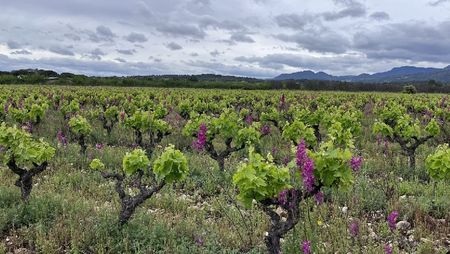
0;86;449;254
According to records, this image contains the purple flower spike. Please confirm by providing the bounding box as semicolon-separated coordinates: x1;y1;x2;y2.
296;139;307;168
314;191;324;205
278;190;288;206
57;130;68;146
350;156;363;172
349;219;359;237
297;139;315;192
302;158;315;192
384;244;393;254
245;114;253;125
260;125;271;135
192;123;207;151
302;240;311;254
387;211;399;231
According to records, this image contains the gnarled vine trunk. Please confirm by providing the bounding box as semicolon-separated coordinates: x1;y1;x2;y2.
101;171;165;226
6;158;48;201
260;184;322;254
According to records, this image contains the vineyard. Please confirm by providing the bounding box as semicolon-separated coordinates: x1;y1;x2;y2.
0;85;449;254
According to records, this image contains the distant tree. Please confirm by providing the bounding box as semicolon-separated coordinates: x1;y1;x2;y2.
402;85;417;94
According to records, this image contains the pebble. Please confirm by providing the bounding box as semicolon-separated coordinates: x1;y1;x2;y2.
396;220;411;232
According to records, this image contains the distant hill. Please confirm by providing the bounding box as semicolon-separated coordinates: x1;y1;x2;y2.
274;65;450;83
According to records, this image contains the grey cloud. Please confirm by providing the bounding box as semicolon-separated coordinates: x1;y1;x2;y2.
190;52;199;57
11;49;32;55
370;12;390;21
115;58;126;63
64;33;81;41
234;53;385;74
49;46;75;56
156;23;206;39
125;32;148;43
322;3;366;21
210;50;221;57
216;39;236;46
230;32;255;43
275;29;350;54
186;60;279;78
116;49;137;55
7;40;21;49
87;48;106;60
84;26;116;43
199;17;245;31
96;25;115;38
166;42;183;50
353;21;450;62
275;14;315;30
429;0;450;6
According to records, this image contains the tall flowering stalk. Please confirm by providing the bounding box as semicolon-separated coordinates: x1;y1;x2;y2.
260;125;271;135
297;139;315;192
384;244;393;254
314;191;324;205
57;130;68;146
192;123;207;151
387;211;399;231
245;114;253;125
278;189;288;206
3;102;9;114
349;219;360;238
301;240;311;254
350;156;363;172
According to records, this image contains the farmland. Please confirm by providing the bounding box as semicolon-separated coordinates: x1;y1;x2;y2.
0;86;449;254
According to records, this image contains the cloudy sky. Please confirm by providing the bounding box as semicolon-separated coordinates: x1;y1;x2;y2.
1;0;450;78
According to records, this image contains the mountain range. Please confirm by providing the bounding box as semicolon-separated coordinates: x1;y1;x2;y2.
273;65;450;83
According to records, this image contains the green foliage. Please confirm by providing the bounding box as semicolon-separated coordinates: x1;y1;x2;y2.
125;110;170;133
373;112;440;139
233;147;291;207
425;118;440;136
8;103;48;124
373;121;393;137
325;121;354;149
0;123;55;166
69;115;92;136
152;145;189;183
425;144;450;180
182;114;211;138
282;120;316;146
309;141;354;190
104;106;119;121
89;159;105;171
122;149;150;176
235;125;261;148
61;100;80;116
29;103;48;123
211;110;240;140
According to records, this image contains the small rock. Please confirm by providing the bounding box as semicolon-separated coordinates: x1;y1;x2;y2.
14;248;30;254
396;221;411;232
341;206;348;214
399;195;407;200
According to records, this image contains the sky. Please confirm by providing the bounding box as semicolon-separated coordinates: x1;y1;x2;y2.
0;0;450;78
